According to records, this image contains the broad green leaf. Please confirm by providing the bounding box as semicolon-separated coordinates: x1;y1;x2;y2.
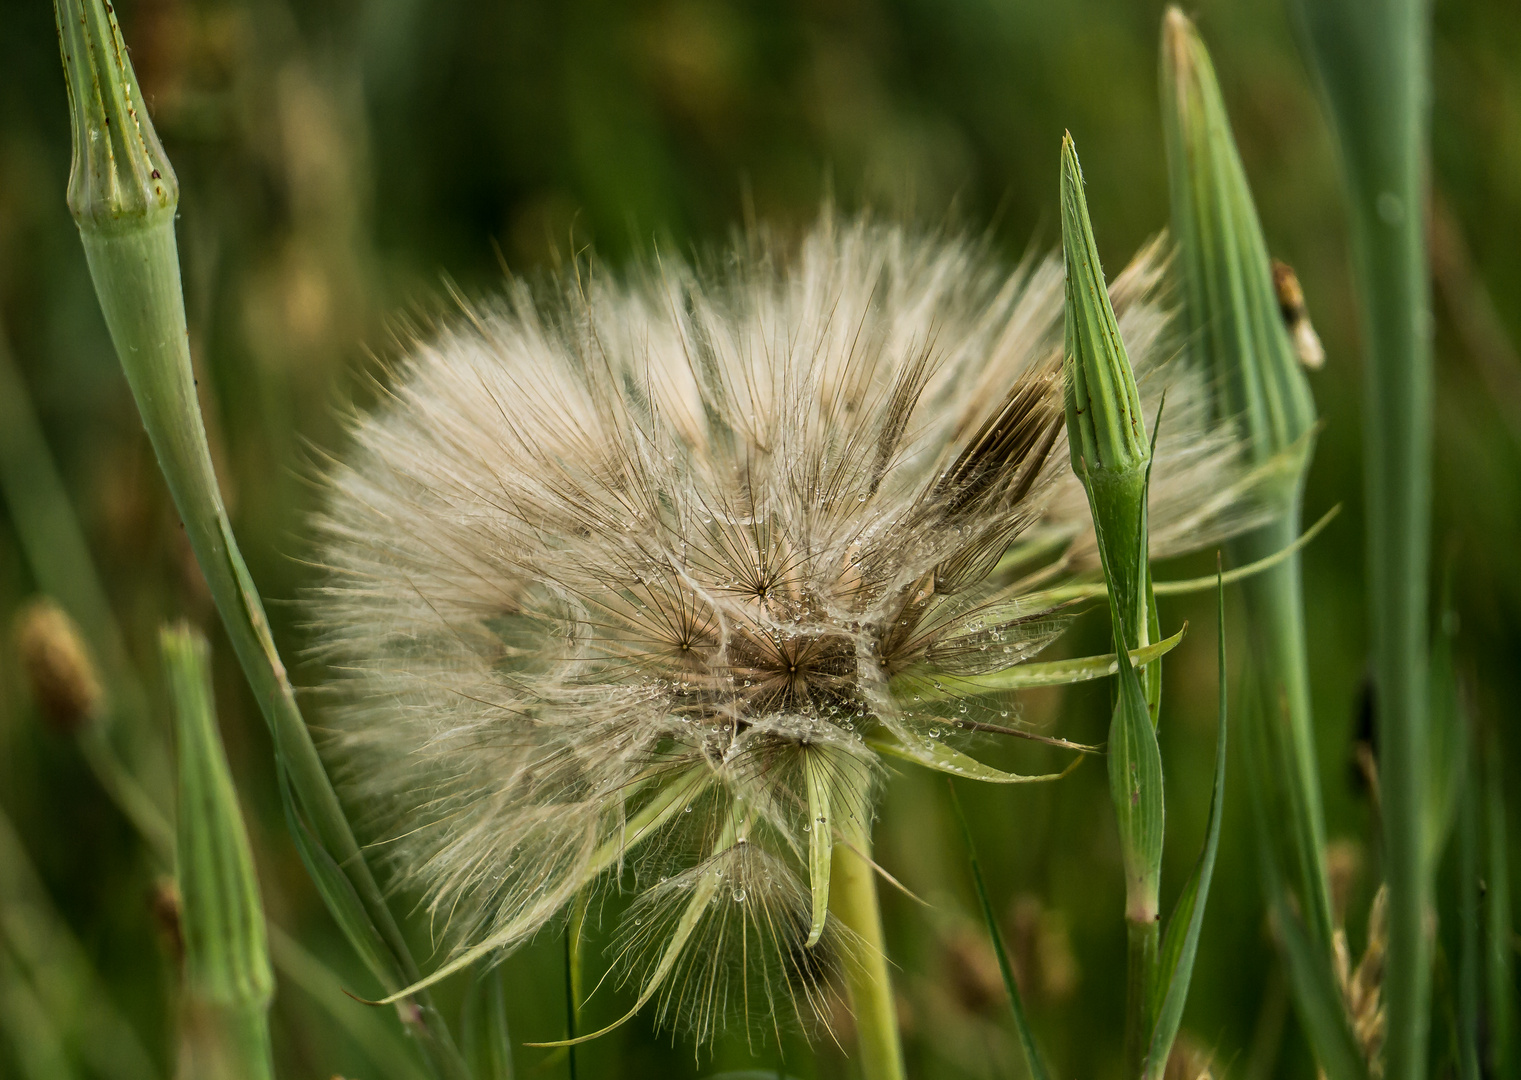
1294;0;1437;1072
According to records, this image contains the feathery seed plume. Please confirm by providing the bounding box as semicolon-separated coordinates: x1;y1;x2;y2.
309;214;1260;1046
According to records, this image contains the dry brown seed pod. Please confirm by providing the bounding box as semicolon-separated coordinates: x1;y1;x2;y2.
16;598;103;734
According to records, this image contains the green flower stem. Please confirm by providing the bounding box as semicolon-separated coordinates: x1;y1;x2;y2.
1294;2;1435;1076
1126;919;1160;1075
51;1;466;1074
75;137;467;1080
828;836;905;1080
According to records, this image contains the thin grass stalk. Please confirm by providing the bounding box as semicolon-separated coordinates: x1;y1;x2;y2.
828;834;906;1080
0;944;76;1080
48;2;466;1074
1456;729;1481;1080
947;781;1055;1080
1293;2;1436;1076
461;968;515;1080
1483;733;1516;1079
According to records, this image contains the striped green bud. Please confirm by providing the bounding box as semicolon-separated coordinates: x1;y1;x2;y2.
53;0;177;235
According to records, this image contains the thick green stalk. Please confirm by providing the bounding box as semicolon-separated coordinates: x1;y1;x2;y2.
1294;2;1435;1077
50;1;466;1074
828;836;905;1080
1126;920;1160;1073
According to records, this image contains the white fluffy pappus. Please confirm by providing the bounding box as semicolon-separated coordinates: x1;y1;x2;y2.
306;213;1263;1047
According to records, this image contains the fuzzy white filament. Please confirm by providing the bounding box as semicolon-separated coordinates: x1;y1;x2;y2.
308;214;1254;1045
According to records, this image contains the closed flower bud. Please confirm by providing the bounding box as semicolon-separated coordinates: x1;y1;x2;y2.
53;0;178;234
1059;134;1157;670
16;598;103;734
1060;134;1151;480
1161;7;1316;467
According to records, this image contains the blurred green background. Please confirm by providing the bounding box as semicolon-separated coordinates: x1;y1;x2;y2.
1;0;1518;1077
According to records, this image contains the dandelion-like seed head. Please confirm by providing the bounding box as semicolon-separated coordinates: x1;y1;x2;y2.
308;214;1255;1046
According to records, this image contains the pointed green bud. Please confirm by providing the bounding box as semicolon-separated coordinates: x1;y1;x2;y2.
53;0;177;235
1060;143;1168;1066
1162;7;1338;964
1061;132;1150;479
1161;8;1316;470
163;624;275;1080
1059;134;1157;689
